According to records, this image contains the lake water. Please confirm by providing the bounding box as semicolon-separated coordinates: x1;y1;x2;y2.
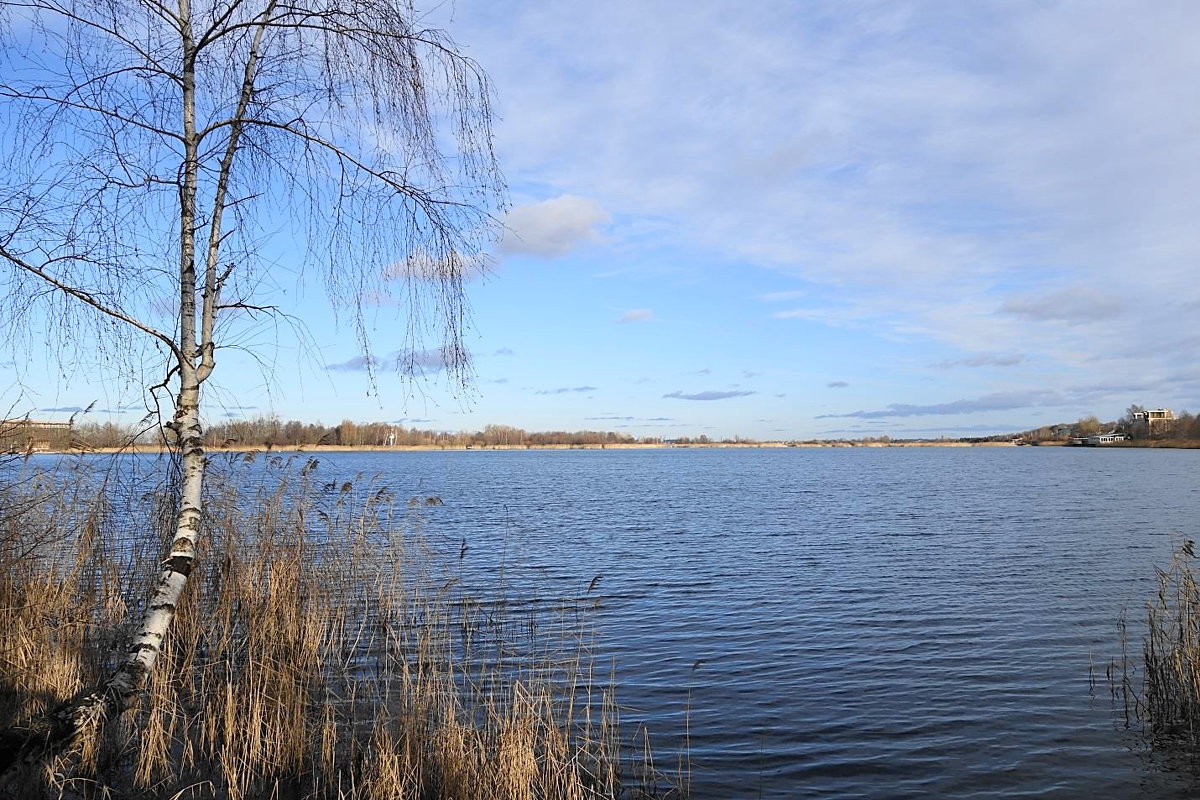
19;446;1200;797
306;446;1199;799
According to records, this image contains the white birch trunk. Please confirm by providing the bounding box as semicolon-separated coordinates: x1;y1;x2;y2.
0;0;498;779
0;0;208;774
106;380;206;705
0;385;206;779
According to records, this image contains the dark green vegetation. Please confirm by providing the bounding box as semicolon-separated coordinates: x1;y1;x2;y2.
0;455;682;798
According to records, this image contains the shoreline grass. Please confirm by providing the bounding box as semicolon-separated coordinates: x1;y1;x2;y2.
1115;541;1200;763
0;453;681;799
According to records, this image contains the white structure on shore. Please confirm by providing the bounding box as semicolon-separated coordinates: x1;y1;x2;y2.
1087;432;1128;445
1132;408;1174;426
1;419;72;452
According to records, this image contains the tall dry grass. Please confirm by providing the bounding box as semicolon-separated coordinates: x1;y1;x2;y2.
0;453;680;799
1115;541;1200;752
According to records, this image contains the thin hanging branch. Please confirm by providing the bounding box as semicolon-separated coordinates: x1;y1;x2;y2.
0;0;504;781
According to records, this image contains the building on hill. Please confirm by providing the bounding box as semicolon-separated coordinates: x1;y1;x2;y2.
1132;408;1174;425
1;419;73;453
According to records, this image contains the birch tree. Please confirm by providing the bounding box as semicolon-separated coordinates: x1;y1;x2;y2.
0;0;502;772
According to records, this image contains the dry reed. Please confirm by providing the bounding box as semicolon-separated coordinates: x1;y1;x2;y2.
0;453;680;799
1115;540;1200;753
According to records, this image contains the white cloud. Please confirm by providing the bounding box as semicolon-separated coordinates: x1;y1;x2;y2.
448;1;1200;388
663;390;755;401
819;389;1071;419
325;347;460;376
1000;287;1124;326
760;290;807;302
931;354;1025;369
326;355;375;372
381;249;490;284
535;385;598;395
499;195;611;257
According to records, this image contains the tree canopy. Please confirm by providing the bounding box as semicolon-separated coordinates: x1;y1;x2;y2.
0;0;504;775
0;0;505;397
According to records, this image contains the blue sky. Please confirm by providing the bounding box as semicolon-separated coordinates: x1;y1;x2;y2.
6;0;1200;440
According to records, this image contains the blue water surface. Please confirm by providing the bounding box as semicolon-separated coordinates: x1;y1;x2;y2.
14;446;1199;798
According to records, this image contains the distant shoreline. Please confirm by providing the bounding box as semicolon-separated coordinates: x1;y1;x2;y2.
55;440;1021;455
33;439;1200;455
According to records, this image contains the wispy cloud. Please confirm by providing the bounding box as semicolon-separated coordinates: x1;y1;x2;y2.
619;308;654;323
454;0;1200;410
381;250;489;284
760;290;807;302
326;348;457;376
818;424;1023;436
827;381;849;388
395;349;456;376
818;389;1069;419
932;354;1025;369
500;195;611;257
663;390;755;401
535;386;598;395
1000;288;1123;326
893;425;1025;434
326;356;374;373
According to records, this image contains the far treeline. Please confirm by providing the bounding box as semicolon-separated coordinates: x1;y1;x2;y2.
48;404;1200;451
69;418;745;449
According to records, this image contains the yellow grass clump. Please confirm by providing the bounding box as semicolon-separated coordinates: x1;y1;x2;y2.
0;453;680;799
1114;540;1200;754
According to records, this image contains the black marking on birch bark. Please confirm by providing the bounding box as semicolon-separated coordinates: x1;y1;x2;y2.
164;555;193;576
170;537;195;552
129;642;160;655
149;601;176;614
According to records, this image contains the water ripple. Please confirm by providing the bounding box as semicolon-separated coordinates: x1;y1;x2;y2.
46;446;1198;798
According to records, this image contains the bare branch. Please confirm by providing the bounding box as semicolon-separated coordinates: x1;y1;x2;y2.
0;0;505;776
0;86;188;143
0;245;181;357
197;0;276;384
2;0;182;70
215;301;275;313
